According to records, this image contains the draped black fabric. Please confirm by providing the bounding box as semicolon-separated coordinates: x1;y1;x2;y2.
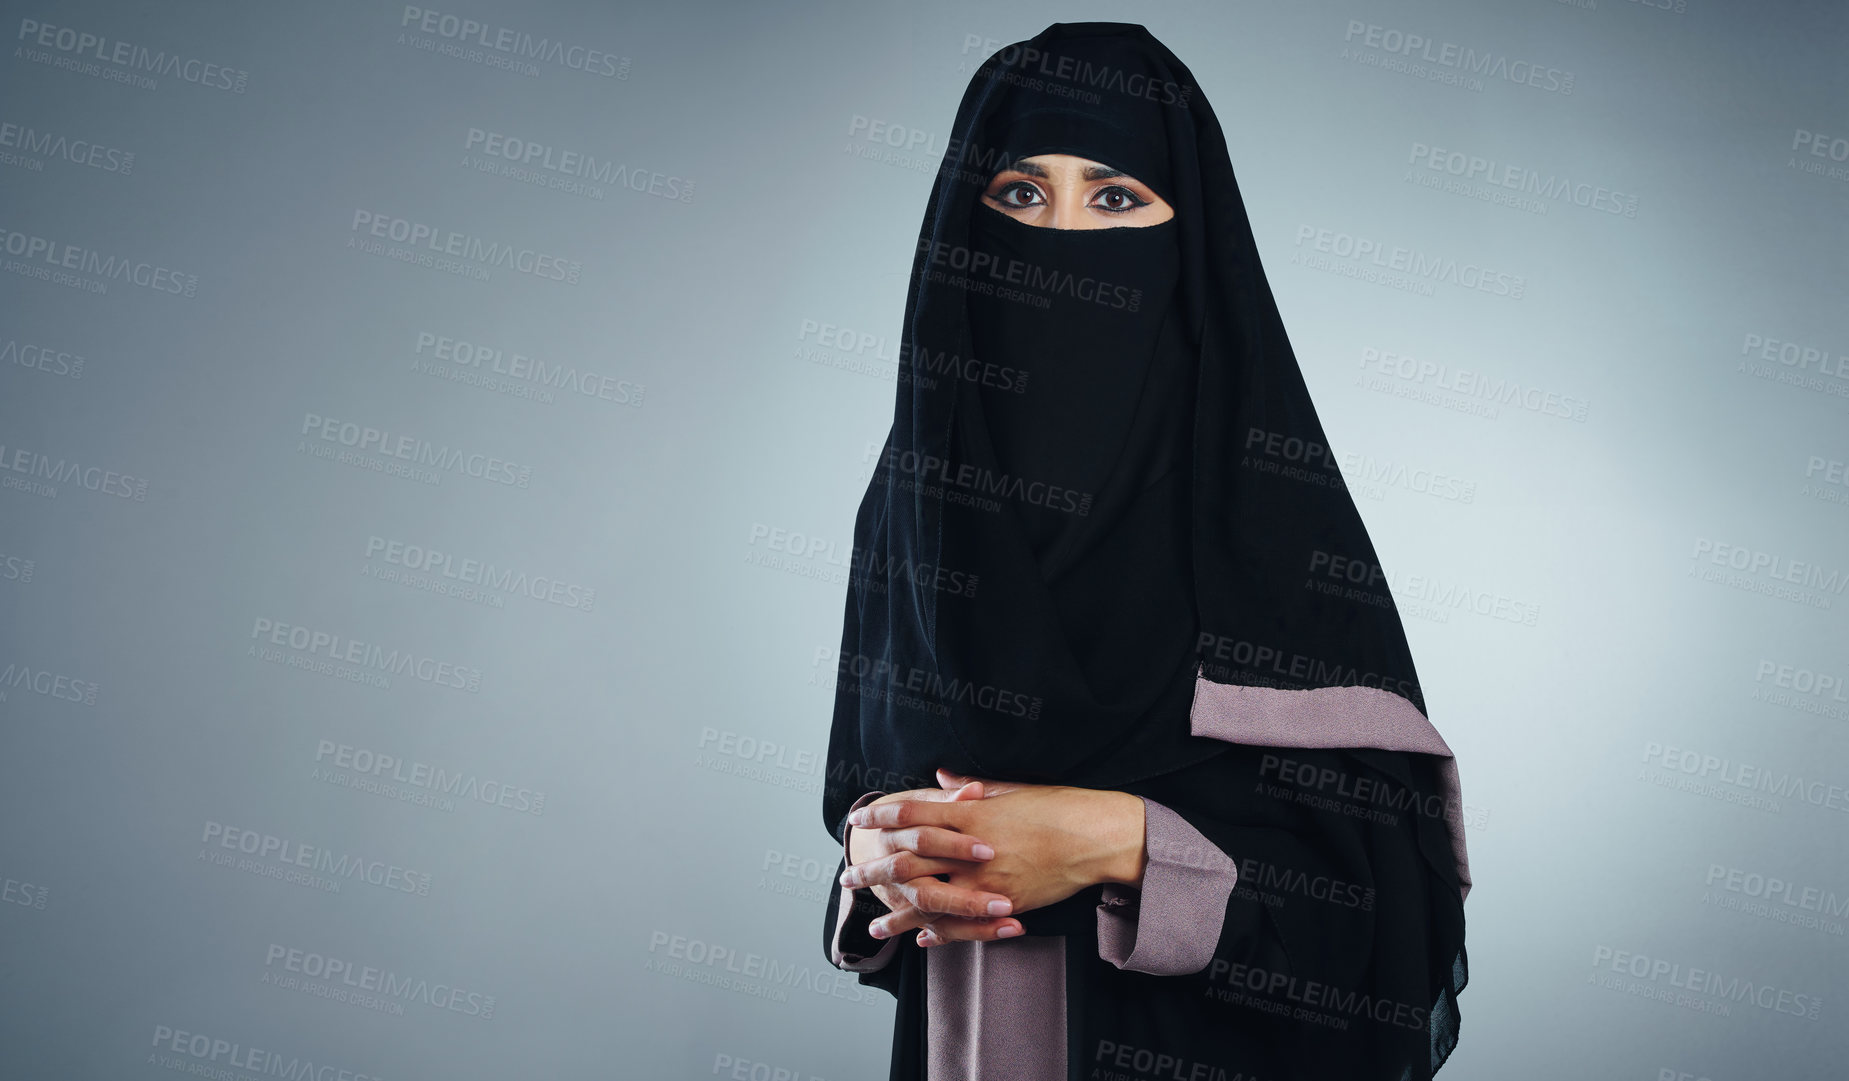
821;21;1467;1080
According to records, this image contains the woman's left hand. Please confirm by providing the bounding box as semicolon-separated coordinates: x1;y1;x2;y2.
841;767;1145;947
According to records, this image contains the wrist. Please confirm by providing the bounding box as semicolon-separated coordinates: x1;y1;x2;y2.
1093;790;1147;888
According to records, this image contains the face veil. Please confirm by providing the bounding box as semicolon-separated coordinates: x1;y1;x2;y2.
822;22;1469;1079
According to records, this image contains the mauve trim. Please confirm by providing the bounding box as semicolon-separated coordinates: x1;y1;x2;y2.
927;936;1068;1081
1096;796;1240;975
1188;665;1473;902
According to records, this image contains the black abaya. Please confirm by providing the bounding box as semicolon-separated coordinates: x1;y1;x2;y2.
820;21;1469;1080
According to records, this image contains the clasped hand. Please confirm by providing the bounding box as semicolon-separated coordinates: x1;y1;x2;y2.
841;767;1144;948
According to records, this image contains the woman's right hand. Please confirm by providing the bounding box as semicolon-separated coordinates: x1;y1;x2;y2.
844;781;1022;941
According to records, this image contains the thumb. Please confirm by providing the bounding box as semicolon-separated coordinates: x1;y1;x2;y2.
936;767;972;790
937;768;988;801
896;780;984;803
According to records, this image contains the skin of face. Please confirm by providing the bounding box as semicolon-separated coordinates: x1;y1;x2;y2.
980;152;1175;229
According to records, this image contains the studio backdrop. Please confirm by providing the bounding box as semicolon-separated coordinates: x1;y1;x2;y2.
2;1;1846;1079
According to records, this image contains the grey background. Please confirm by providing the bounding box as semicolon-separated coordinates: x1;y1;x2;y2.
3;0;1846;1078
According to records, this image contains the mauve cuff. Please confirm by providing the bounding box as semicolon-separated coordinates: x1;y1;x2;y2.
1096;796;1238;976
830;790;899;972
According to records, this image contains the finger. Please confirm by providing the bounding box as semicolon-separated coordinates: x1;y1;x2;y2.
879;782;982;805
867;900;931;941
869;779;976;805
893;876;1013;920
841;851;974;890
867;893;1012;940
847;798;968;831
840;830;993;888
937;767;1010;798
911;780;983;801
882;824;997;863
916;914;1024;947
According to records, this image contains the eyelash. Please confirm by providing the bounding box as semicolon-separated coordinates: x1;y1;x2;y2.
992;180;1150;213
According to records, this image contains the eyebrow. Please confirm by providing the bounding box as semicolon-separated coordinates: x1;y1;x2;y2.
999;160;1131;182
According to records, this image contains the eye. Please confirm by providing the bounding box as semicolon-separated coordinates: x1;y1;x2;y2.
1092;185;1151;213
990;180;1045;209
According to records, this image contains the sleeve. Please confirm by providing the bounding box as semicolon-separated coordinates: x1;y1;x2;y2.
827;789;901;972
1095;795;1240;976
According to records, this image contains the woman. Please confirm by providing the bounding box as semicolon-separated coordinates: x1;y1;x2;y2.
820;22;1469;1081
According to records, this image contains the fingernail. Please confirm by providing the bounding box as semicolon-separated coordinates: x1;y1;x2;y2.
838;871;856;887
846;811;865;826
869;921;887;939
971;843;995;860
986;899;1011;916
917;930;936;947
996;924;1021;938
